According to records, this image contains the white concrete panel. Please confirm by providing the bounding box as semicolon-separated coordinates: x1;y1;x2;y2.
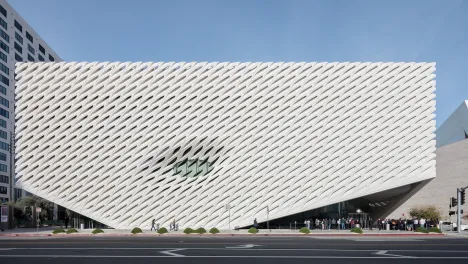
14;62;436;229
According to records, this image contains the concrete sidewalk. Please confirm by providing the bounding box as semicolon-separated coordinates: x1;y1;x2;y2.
0;227;450;237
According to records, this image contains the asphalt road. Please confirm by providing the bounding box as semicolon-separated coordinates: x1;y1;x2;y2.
1;235;468;264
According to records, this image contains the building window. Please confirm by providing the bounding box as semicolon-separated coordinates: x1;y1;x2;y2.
14;20;24;32
0;17;6;30
0;108;8;118
0;130;6;139
0;85;5;96
0;75;8;86
0;51;6;63
28;44;35;55
0;186;7;194
38;54;44;61
15;32;23;44
0;176;8;184
0;63;8;75
14;42;22;53
0;164;7;172
27;54;34;62
0;152;5;161
0;141;8;151
49;54;55;61
0;29;8;42
0;5;6;18
0;119;6;128
0;40;8;53
0;96;8;108
26;31;33;43
15;53;22;62
39;44;45;54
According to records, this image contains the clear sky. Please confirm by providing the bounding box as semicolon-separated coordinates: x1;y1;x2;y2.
8;0;468;127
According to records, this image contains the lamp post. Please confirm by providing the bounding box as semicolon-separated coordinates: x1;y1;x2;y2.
225;204;231;230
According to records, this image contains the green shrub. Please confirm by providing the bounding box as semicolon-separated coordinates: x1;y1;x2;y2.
92;228;104;234
428;227;442;233
248;227;259;234
157;227;168;234
350;227;363;234
209;227;220;234
184;228;194;234
66;228;78;234
299;227;311;234
52;228;65;234
131;227;143;234
415;227;429;233
195;227;207;234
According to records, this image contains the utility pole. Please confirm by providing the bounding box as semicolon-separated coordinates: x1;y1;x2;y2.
456;186;468;233
266;206;269;230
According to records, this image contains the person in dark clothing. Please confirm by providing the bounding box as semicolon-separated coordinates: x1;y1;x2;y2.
64;215;69;229
151;219;157;231
253;218;258;228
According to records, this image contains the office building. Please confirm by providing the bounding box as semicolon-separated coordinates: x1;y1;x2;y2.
15;61;436;229
0;0;61;203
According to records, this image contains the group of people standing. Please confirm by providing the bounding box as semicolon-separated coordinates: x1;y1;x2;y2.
303;217;363;230
377;218;439;231
150;219;179;231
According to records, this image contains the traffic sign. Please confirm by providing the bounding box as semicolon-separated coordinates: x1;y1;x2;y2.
36;207;42;213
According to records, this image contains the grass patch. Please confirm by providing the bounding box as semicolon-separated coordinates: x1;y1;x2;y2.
92;228;104;234
350;227;363;234
52;228;65;234
209;227;220;234
415;227;429;233
157;227;168;234
66;228;78;234
248;227;259;234
299;227;311;234
131;227;143;234
428;227;442;233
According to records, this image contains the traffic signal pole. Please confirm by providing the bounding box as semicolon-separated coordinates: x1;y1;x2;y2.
457;188;461;233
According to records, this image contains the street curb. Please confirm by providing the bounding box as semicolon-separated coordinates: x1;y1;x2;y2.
0;233;446;237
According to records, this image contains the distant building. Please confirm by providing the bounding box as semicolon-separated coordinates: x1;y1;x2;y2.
436;100;468;148
0;0;61;203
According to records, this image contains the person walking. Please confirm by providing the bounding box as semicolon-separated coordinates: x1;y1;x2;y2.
413;218;419;229
315;218;320;229
254;218;258;228
420;218;426;229
151;219;157;231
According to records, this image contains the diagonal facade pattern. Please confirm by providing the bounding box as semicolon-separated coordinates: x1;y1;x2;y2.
15;62;436;229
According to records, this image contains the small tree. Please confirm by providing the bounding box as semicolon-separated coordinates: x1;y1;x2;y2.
409;205;442;220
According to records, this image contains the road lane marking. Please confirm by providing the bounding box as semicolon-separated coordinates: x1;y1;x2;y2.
374;250;413;258
1;255;468;259
226;244;262;248
160;248;185;257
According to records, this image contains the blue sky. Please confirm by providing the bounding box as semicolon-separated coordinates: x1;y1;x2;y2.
9;0;468;127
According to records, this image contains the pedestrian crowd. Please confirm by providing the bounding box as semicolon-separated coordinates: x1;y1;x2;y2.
303;217;366;230
376;217;439;231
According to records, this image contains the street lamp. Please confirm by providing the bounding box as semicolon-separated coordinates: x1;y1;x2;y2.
225;204;231;230
266;206;269;230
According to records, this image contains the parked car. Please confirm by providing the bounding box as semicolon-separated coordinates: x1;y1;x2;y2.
439;221;468;231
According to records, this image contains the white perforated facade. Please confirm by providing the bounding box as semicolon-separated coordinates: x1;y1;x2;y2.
15;62;436;229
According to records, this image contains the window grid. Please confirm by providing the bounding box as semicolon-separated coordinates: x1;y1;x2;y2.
0;17;6;30
0;186;7;194
0;119;6;128
0;175;8;184
0;75;8;86
0;130;6;139
14;20;23;32
15;53;22;62
28;44;35;54
0;62;8;75
0;96;8;108
0;29;8;42
0;40;8;53
15;32;23;44
14;42;22;53
26;31;33;43
0;141;8;151
0;5;6;18
0;51;6;63
0;152;5;161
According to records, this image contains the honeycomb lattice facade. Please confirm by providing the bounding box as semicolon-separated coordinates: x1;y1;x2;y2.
15;62;436;229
